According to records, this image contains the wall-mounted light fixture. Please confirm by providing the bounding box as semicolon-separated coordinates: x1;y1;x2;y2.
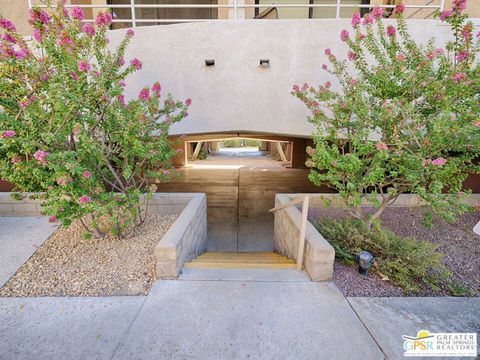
205;59;215;67
259;59;270;68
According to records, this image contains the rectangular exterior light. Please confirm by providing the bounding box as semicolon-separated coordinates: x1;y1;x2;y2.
259;59;270;67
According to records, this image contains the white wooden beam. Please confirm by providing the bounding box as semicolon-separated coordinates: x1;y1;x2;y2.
275;142;288;162
192;141;203;161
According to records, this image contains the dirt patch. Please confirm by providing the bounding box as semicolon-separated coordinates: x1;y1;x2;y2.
0;214;177;297
309;207;480;297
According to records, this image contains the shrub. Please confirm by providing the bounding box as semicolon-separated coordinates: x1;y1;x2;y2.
293;2;479;229
0;1;190;238
314;218;451;294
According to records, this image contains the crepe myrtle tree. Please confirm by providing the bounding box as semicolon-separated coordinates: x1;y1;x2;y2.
0;1;191;238
293;1;479;229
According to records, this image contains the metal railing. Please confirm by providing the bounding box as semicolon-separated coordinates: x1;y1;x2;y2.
28;1;446;26
269;195;310;271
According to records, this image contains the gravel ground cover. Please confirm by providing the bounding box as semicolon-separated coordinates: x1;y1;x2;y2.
0;214;177;297
309;207;480;297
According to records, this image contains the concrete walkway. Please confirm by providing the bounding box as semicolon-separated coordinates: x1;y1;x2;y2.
0;216;57;287
1;277;479;359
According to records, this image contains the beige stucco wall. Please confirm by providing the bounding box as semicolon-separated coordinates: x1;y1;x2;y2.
0;0;30;35
0;0;107;35
107;19;479;137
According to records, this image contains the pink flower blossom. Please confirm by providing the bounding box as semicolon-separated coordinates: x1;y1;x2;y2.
452;0;467;13
117;94;126;106
347;51;357;61
472;121;480;127
82;170;92;178
2;33;16;44
3;130;15;138
95;12;112;26
0;18;16;32
455;51;469;62
396;54;405;61
349;79;357;86
130;58;142;70
58;33;74;48
78;61;91;72
14;49;28;60
56;176;72;186
292;85;300;92
18;99;29;108
152;82;161;96
29;10;51;25
10;155;20;164
452;72;467;83
78;195;91;204
356;33;365;40
306;147;315;156
138;88;150;101
340;30;350;42
117;57;125;66
362;14;374;25
324;48;332;56
386;25;396;37
324;81;332;88
372;7;383;19
33;150;48;165
32;29;42;42
126;28;135;37
185;98;192;106
119;81;126;87
71;6;85;21
72;124;82;136
48;215;57;223
394;4;405;14
432;157;446;166
375;142;388;151
321;64;328;70
351;12;361;28
162;169;171;176
82;23;96;36
439;10;452;21
69;71;79;81
462;26;472;40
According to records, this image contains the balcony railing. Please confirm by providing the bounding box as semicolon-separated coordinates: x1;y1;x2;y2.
28;1;447;28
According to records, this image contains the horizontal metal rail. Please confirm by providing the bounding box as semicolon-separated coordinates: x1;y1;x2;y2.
28;1;445;25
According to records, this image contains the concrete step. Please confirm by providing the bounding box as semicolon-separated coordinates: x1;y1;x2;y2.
184;252;296;270
178;268;311;282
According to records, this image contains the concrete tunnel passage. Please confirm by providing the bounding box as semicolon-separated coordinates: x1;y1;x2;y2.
157;132;332;252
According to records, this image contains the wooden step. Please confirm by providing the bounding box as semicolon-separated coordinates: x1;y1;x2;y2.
184;252;296;269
